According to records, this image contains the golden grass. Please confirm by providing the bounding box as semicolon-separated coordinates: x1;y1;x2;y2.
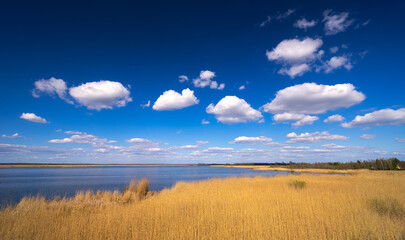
215;165;354;174
1;171;405;239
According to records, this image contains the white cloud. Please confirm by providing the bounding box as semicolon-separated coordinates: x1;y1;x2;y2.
20;113;49;123
260;16;272;27
203;147;234;153
278;63;310;78
1;133;21;139
201;119;210;125
49;131;123;150
140;100;151;108
273;113;318;127
196;141;209;145
292;115;319;127
32;77;73;104
65;131;83;135
342;108;405;128
276;9;296;20
69;80;132;110
294;18;317;30
152;88;199;111
266;37;323;64
323;10;354;35
324;114;345;123
395;138;405;143
229;136;272;144
192;70;225;90
360;134;376;140
266;38;324;78
126;138;153;144
206;96;263;124
178;75;189;83
262;83;365;115
260;9;295;27
287;131;349;143
322;143;346;149
239;85;245;90
330;46;339;53
324;56;352;73
169;145;198;150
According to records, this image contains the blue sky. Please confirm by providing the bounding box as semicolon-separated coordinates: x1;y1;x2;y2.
0;0;404;163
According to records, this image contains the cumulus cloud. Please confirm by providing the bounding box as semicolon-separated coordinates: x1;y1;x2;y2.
287;131;349;143
266;38;323;78
324;56;352;73
49;131;123;150
1;133;21;139
323;10;354;35
262;83;365;115
360;134;376;140
206;96;263;124
192;70;225;90
324;114;345;123
395;138;405;143
69;80;132;110
32;77;73;104
294;18;317;30
20;113;49;123
342;108;405;128
273;113;318;127
266;37;323;63
229;136;272;144
278;63;310;78
152;88;199;111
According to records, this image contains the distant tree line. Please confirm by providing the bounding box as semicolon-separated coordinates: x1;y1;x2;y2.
228;158;404;170
286;158;403;170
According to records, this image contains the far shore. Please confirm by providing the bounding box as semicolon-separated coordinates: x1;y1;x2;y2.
0;163;203;168
214;165;360;174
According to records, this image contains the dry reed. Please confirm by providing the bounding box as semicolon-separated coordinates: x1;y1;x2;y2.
0;171;404;239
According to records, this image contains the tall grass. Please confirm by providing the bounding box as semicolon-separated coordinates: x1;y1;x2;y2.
0;171;404;239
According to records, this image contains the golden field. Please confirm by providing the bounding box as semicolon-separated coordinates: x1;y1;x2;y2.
1;170;404;240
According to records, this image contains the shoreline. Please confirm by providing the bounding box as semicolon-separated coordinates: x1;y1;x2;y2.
0;163;201;168
213;165;363;174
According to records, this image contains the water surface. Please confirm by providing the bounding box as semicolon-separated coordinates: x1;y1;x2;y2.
0;166;299;205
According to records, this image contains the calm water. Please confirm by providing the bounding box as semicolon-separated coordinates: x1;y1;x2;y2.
0;166;299;206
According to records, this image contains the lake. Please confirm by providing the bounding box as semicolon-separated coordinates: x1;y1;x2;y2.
0;166;300;206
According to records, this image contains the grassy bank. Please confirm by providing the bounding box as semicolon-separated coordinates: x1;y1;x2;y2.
1;171;404;239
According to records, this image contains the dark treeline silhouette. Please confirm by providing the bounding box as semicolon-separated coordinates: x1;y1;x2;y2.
228;158;404;170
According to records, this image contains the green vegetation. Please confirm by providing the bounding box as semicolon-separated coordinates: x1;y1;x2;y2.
286;158;403;170
227;158;404;171
288;180;306;189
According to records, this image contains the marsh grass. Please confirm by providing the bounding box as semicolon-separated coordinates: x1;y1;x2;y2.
368;197;405;219
1;171;404;239
288;180;307;189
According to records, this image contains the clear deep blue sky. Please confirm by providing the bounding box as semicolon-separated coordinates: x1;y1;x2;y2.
0;0;404;163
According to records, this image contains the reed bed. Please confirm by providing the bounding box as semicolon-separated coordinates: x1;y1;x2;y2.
0;171;404;239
